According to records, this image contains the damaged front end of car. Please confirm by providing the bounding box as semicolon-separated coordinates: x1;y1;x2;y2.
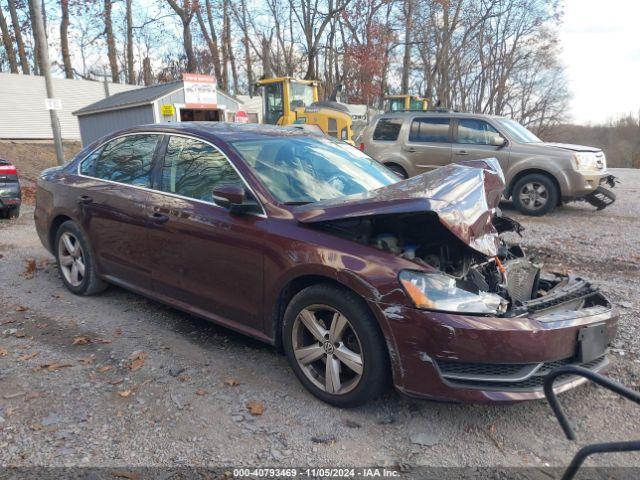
294;158;611;320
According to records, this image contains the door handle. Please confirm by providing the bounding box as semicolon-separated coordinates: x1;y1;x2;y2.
456;150;469;155
149;212;170;224
402;146;417;152
77;195;93;205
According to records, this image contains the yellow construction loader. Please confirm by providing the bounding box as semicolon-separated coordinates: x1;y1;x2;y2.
256;77;354;142
384;94;428;112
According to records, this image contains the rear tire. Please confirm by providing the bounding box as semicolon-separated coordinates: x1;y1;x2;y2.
511;173;558;216
282;283;390;407
54;220;108;295
7;206;20;219
384;163;408;179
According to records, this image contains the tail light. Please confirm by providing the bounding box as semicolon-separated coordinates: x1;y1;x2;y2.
0;164;17;175
359;143;365;151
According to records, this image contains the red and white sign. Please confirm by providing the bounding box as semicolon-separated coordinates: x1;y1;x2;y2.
183;73;217;109
235;110;249;123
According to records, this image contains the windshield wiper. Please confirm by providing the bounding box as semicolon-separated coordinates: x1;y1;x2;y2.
283;201;313;205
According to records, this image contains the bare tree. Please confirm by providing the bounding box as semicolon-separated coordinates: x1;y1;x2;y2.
166;0;198;73
0;4;19;73
7;0;29;73
60;0;73;78
195;0;222;86
288;0;351;79
104;0;119;82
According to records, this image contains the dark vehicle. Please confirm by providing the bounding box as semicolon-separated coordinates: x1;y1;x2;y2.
0;158;21;219
35;123;617;406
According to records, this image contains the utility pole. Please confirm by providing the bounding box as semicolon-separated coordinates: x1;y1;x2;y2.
31;0;64;165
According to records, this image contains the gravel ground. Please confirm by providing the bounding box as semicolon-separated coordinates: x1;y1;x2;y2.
0;168;639;474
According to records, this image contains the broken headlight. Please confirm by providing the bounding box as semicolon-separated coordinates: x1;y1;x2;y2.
399;270;507;315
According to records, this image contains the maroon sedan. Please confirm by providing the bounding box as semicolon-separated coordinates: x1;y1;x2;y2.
35;123;617;406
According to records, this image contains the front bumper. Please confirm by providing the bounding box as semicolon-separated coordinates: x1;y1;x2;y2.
560;169;616;202
376;281;618;402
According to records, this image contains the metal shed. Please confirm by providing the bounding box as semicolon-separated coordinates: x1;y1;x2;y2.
73;77;244;146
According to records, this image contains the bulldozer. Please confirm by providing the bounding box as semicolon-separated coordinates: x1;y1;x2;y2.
384;94;428;112
256;77;354;142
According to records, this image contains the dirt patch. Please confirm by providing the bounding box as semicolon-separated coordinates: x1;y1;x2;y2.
0;140;82;183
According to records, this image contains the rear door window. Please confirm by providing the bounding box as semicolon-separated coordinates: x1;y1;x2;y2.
372;118;403;141
93;134;159;187
158;136;243;203
409;117;451;143
456;119;500;145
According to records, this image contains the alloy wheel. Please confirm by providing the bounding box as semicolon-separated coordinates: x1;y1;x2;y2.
292;304;364;395
519;181;548;210
58;232;86;287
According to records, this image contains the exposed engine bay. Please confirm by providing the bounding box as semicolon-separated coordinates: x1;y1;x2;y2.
312;210;609;317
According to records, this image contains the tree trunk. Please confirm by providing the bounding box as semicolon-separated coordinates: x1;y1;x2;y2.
8;0;29;74
0;7;18;73
220;0;230;90
27;0;40;74
142;57;152;85
126;0;134;83
60;0;73;78
261;35;272;78
401;0;414;94
240;0;253;96
196;5;222;85
104;0;119;83
182;19;196;72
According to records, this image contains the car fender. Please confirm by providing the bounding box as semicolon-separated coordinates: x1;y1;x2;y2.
373;151;413;176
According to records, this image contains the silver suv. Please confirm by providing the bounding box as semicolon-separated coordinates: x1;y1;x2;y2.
359;111;616;215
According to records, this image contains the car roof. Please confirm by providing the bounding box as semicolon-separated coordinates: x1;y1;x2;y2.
374;111;508;121
106;122;312;144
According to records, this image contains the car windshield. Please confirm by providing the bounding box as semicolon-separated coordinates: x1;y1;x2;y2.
229;136;398;204
496;118;542;143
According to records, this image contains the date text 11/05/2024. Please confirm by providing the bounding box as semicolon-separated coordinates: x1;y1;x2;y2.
233;468;401;477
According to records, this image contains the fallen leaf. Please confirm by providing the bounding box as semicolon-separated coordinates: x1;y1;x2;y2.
117;389;133;398
116;410;124;417
111;471;141;480
18;352;38;361
29;423;43;431
25;391;43;401
109;378;124;385
114;328;123;336
177;374;191;382
0;319;15;325
15;305;28;312
79;355;95;365
224;377;240;386
0;348;8;356
246;400;265;416
97;365;112;373
195;388;207;396
23;258;36;278
40;362;73;371
36;323;48;329
14;331;26;338
126;351;148;371
72;336;92;345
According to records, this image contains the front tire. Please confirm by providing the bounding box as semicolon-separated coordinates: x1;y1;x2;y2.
384;163;408;179
511;173;559;216
282;283;390;407
54;220;107;295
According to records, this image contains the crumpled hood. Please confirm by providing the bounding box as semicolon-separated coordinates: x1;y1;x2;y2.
293;158;506;257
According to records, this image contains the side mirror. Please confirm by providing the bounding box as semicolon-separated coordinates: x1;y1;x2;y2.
490;135;507;147
212;185;245;208
212;185;260;215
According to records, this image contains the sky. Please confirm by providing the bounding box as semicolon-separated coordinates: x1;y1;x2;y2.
559;0;640;124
